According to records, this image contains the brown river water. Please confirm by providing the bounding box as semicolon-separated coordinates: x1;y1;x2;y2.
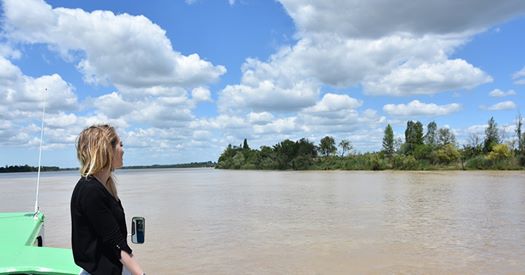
0;168;524;274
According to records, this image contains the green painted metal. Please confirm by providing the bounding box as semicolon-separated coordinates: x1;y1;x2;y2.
0;212;80;275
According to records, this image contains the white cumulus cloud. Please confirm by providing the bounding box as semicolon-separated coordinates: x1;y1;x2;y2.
219;77;319;112
191;87;212;103
248;112;274;125
489;89;516;97
302;93;362;113
45;112;77;129
217;0;515;110
253;117;298;135
512;66;525;84
0;57;78;115
94;92;135;119
364;59;492;96
279;0;525;39
3;0;226;89
487;100;516;110
383;100;462;116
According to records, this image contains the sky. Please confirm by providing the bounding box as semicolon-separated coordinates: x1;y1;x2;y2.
1;0;524;168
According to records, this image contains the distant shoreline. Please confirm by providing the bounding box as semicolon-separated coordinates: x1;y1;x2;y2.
0;161;216;173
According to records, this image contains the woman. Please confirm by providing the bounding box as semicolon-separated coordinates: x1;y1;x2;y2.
71;124;145;275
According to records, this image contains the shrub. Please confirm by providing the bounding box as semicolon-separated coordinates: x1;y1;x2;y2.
464;156;491;169
434;144;460;164
519;153;525;166
487;144;512;162
367;154;387;170
392;155;419;170
413;144;433;161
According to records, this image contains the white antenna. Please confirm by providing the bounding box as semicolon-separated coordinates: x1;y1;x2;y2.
34;88;47;215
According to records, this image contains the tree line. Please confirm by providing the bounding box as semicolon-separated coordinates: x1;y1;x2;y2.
122;161;216;169
0;165;60;173
1;161;217;173
217;116;525;170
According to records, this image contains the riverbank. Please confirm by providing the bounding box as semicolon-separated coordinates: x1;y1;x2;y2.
0;161;216;173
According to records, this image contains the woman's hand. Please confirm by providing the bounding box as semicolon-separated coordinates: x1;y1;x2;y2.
120;250;144;275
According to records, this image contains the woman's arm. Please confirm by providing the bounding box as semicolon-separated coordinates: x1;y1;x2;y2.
121;250;144;275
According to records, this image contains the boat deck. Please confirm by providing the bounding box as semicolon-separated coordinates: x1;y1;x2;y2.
0;212;43;246
0;212;80;275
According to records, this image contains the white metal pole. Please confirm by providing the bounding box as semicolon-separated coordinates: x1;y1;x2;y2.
34;88;47;215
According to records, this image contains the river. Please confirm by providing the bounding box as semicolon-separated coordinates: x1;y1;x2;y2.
0;169;524;274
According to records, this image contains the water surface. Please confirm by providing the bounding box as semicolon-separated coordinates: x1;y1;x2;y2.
1;169;524;274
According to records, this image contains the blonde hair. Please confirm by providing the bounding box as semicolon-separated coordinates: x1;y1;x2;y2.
76;124;119;199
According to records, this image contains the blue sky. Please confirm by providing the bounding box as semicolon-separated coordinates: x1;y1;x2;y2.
1;0;524;167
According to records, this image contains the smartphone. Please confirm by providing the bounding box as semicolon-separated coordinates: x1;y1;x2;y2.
131;217;145;244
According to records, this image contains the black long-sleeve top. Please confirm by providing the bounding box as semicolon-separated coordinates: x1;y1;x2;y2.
71;176;133;275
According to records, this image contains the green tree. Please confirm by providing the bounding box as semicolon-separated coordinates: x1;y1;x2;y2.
258;146;277;169
294;138;317;169
394;137;403;153
218;144;241;167
231;151;246;169
516;113;523;153
414;122;424;144
319;136;337;156
483;117;500;153
413;144;433;161
243;138;250;150
382;124;395;157
273;139;298;169
424;121;438;147
462;133;483;159
404;121;423;154
339;139;352;157
296;138;317;157
437;128;456;146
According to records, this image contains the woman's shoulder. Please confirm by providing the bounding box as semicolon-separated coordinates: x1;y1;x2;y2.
75;176;99;188
73;176;107;198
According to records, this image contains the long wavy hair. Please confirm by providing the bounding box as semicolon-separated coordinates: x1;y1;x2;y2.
76;124;119;199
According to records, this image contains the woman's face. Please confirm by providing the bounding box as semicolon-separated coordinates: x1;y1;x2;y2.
112;136;124;169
